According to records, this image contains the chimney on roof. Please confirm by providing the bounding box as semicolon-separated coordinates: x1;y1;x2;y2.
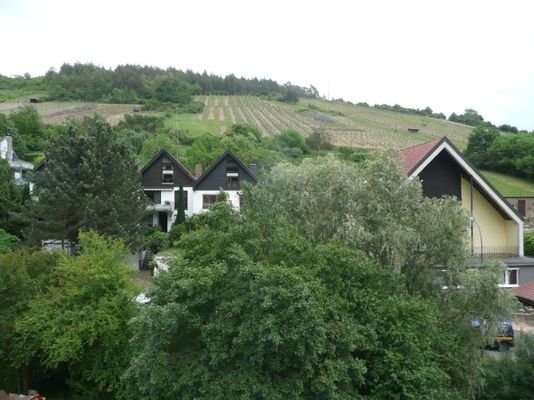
195;163;203;178
249;163;257;176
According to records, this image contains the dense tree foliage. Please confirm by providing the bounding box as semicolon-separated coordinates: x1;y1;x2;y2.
464;125;500;169
0;250;60;392
478;334;534;399
124;202;460;399
0;228;20;254
124;154;514;399
0;232;138;397
0;74;47;102
497;124;519;134
0;159;27;237
42;63;318;104
25;116;147;247
449;109;485;126
0;107;58;159
524;233;534;257
465;126;534;180
372;103;447;119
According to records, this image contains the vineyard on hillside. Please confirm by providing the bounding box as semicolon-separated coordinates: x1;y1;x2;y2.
0;95;474;150
196;95;473;149
0;100;140;125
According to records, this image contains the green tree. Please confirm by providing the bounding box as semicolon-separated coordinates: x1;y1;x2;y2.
486;134;534;179
271;129;310;158
464;125;500;168
0;228;20;254
123;202;461;399
15;231;138;398
154;76;195;104
124;154;514;398
525;233;534;256
478;334;534;399
176;183;186;224
242;153;514;396
26;115;147;248
449;109;485;126
0;159;25;236
0;250;60;392
9;105;47;153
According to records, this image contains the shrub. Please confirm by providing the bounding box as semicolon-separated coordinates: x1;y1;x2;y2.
144;227;169;254
306;129;334;151
0;228;20;254
169;223;187;246
524;233;534;257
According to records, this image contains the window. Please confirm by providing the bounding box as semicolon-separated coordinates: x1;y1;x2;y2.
203;194;218;209
518;199;526;218
226;161;239;189
503;268;519;286
226;175;239;188
145;190;161;204
174;190;188;210
162;163;173;184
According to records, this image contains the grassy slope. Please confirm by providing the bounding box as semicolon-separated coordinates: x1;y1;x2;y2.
480;170;534;197
0;94;474;150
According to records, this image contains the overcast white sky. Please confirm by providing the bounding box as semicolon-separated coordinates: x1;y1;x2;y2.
1;0;533;129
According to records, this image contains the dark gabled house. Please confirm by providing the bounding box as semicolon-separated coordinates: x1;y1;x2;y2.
192;150;258;213
140;149;196;232
400;137;534;287
140;149;258;231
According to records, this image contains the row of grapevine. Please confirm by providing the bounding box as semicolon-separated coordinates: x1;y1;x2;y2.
192;96;469;150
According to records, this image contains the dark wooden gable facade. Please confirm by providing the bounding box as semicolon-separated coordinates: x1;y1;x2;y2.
401;137;519;221
418;150;463;200
141;150;195;189
194;150;257;191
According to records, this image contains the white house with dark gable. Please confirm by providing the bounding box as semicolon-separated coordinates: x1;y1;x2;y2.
192;150;257;214
140;150;196;232
140;149;258;231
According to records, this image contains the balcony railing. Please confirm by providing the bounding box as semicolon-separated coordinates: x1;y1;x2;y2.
470;246;519;258
146;201;174;212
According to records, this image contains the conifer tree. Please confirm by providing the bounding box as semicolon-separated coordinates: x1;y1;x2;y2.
27;116;147;248
176;183;186;224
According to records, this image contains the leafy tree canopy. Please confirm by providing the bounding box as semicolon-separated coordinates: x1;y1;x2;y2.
0;249;60;392
464;125;500;169
124;202;460;399
449;108;485;126
0;159;26;236
14;231;138;397
125;154;514;398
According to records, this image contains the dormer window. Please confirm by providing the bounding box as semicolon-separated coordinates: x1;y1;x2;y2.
226;161;239;189
162;162;173;184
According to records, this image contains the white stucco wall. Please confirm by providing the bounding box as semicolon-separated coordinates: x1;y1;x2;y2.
192;190;241;214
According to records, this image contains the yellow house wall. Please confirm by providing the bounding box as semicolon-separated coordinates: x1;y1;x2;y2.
460;177;518;251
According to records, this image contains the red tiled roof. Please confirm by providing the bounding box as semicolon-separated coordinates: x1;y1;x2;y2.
514;281;534;303
399;138;443;174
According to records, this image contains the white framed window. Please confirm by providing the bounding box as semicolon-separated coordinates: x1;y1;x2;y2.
501;268;519;287
203;194;218;209
162;164;174;183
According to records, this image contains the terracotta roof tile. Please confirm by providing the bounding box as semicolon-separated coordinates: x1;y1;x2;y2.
399;138;443;174
514;281;534;303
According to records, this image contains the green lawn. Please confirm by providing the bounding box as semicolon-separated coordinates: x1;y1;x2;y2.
166;112;228;136
481;170;534;196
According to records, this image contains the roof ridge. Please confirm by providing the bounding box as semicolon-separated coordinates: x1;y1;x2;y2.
399;137;443;153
